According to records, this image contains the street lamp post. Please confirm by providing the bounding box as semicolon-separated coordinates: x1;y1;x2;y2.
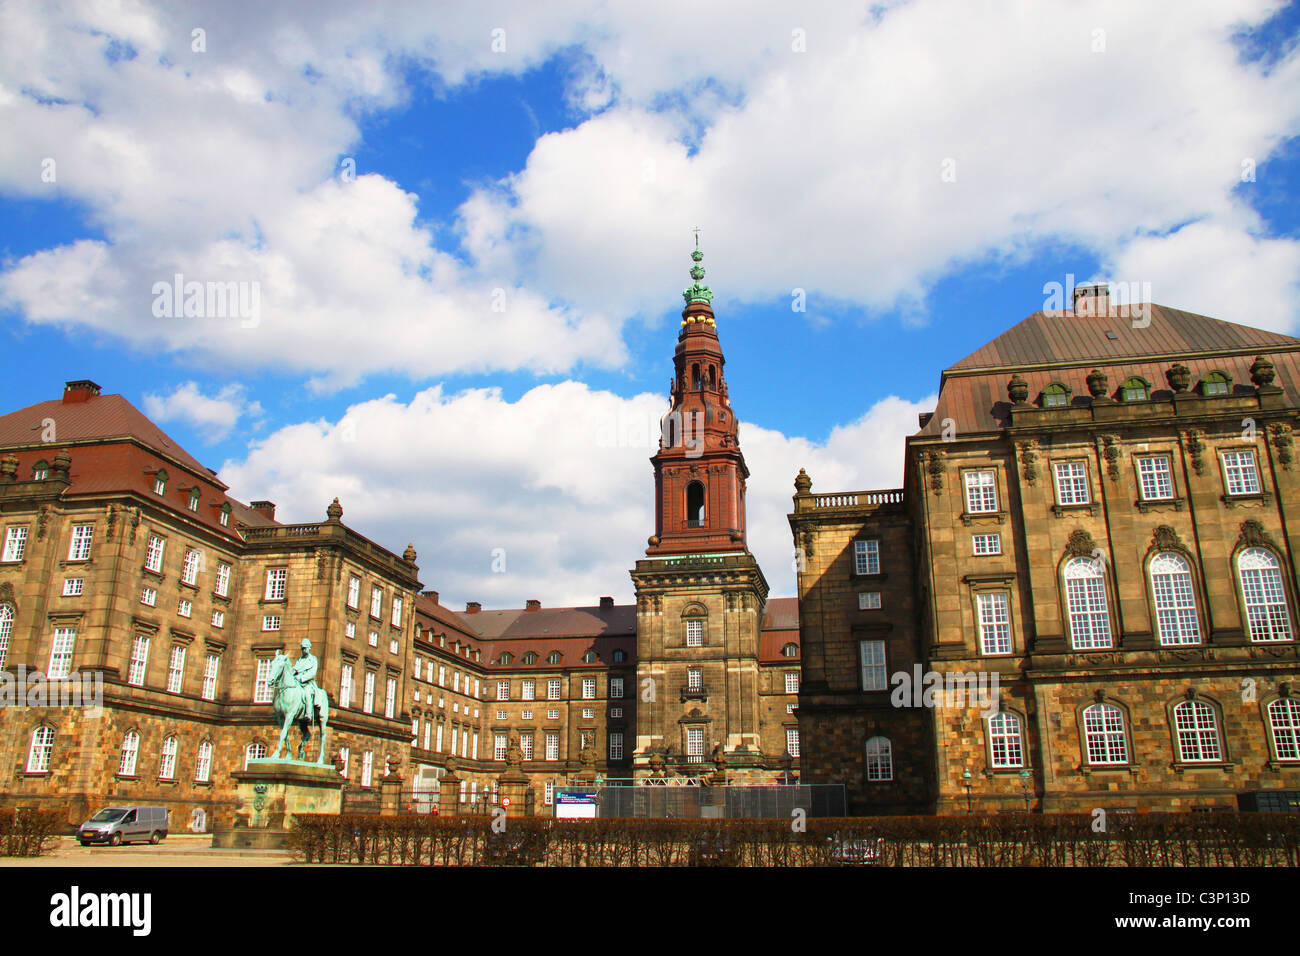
1019;769;1032;813
962;768;973;814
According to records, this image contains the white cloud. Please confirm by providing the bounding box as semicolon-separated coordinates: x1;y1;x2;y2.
217;383;933;607
142;381;263;442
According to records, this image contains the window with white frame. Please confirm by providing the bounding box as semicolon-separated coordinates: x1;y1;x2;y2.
264;568;287;600
145;534;166;572
495;708;507;720
153;473;167;495
370;586;383;618
367;630;377;647
244;742;267;769
521;734;534;760
522;678;535;701
347;575;360;609
1268;698;1300;761
453;671;461;693
864;736;892;781
389;637;398;655
211;609;225;628
859;640;887;691
545;781;555;805
119;731;140;776
68;524;93;561
219;507;229;527
423;720;432;751
521;709;532;721
686;727;705;763
385;677;396;719
1173;700;1222;763
987;712;1024;768
26;726;53;773
973;533;1001;556
1222;450;1262;496
438;666;446;687
611;706;623;718
2;526;27;562
785;671;800;694
1239;548;1293;642
497;679;510;701
392;596;403;627
1082;703;1128;764
166;645;186;693
215;562;231;597
1064;557;1112;649
195;740;213;783
140;586;157;607
363;671;376;713
858;592;881;610
263;615;281;632
547;707;559;720
854;539;880;575
202;654;219;701
582;707;595;719
159;736;178;779
0;605;10;672
610;677;624;699
435;723;444;753
494;734;508;761
609;732;624;760
340;664;354;709
181;549;201;585
786;728;800;758
687;667;702;691
1150;552;1200;645
253;658;273;703
177;598;192;619
964;471;998;513
1136;456;1174;501
48;627;76;679
548;678;562;700
62;578;83;596
977;591;1012;655
582;677;597;699
685;618;703;646
545;732;560;761
1053;461;1090;506
361;750;373;787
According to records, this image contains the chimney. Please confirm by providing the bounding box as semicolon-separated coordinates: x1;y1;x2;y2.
465;601;481;614
600;596;614;610
525;599;541;612
1073;282;1110;317
62;380;102;404
421;590;439;604
249;500;276;521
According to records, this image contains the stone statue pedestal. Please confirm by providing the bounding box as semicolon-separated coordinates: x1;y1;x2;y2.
212;759;343;849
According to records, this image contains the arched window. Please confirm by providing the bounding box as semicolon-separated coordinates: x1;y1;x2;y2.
1200;370;1232;397
1172;699;1221;763
499;652;513;665
583;650;597;664
153;469;168;495
195;740;214;783
244;741;267;769
782;642;799;658
1267;698;1300;762
159;735;178;780
706;365;716;390
1041;382;1071;408
987;712;1024;769
0;603;13;671
1150;552;1200;645
686;481;705;527
1239;548;1292;642
522;652;537;665
1064;557;1112;649
547;651;562;665
26;726;54;773
864;736;893;781
1119;377;1150;402
119;731;141;776
32;460;49;481
612;649;627;663
1081;703;1127;765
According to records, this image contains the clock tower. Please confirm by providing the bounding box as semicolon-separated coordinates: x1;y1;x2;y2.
630;244;772;779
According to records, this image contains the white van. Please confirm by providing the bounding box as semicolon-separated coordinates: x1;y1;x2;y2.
78;806;169;846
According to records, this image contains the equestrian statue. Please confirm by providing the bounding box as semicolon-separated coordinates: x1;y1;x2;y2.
267;638;331;764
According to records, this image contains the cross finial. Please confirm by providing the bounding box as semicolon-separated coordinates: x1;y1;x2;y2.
693;226;701;249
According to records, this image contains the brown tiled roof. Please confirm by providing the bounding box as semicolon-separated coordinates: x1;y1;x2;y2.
760;596;799;662
463;605;637;641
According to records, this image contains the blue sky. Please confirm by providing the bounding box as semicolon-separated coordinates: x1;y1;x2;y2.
2;0;1299;606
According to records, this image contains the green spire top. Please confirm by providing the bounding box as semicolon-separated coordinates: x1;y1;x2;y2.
682;232;713;305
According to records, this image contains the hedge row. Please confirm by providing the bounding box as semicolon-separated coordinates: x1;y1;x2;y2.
287;813;1300;867
0;809;62;857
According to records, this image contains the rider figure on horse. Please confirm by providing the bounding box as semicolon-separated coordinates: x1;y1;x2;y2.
294;638;321;725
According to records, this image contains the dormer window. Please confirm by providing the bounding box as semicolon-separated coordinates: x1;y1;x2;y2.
188;488;200;512
547;651;562;665
153;470;168;495
1200;370;1231;397
522;652;538;665
782;643;799;658
1119;377;1150;402
612;649;627;663
32;460;49;481
1041;383;1071;408
219;503;231;527
583;650;598;664
499;652;513;665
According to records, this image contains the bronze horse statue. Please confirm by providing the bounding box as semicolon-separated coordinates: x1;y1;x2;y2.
266;651;330;763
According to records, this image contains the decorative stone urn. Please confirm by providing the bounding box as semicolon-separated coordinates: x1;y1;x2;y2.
1007;374;1030;405
1086;368;1109;399
1251;355;1277;390
1165;363;1191;393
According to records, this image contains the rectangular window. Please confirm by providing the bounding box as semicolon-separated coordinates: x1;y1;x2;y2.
609;732;624;760
2;526;27;562
548;678;562;700
977;592;1012;655
494;734;508;761
145;534;166;572
389;637;398;655
370;586;383;618
48;627;76;679
363;671;376;713
385;677;396;719
253;658;273;703
497;680;510;701
854;539;880;575
263;615;281;631
1136;456;1174;501
1223;450;1262;496
140;586;157;607
68;524;93;561
964;470;999;514
215;562;231;597
436;723;444;753
687;667;702;691
453;671;461;692
582;677;597;700
545;732;560;760
167;645;186;693
177;598;192;618
786;728;800;758
785;671;800;694
1053;461;1090;506
547;708;559;720
345;621;355;639
858;592;882;610
496;708;507;720
347;575;360;609
545;782;555;805
521;734;534;761
522;678;535;701
127;635;149;686
361;751;373;788
859;640;887;691
340;664;354;709
610;677;624;699
521;708;533;720
211;609;224;628
202;654;219;701
686;727;705;763
181;548;201;585
611;706;623;718
973;533;1001;556
195;741;212;783
685;619;704;646
338;746;350;779
368;630;378;647
438;666;446;687
62;578;83;596
583;707;595;720
423;720;431;751
264;568;287;600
